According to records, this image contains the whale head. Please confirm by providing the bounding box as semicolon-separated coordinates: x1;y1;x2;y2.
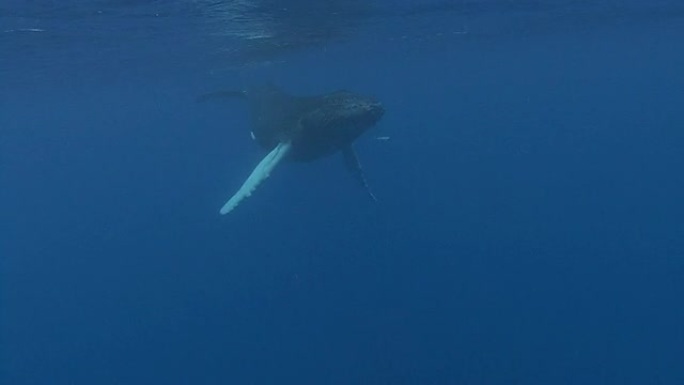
319;90;384;130
290;91;384;161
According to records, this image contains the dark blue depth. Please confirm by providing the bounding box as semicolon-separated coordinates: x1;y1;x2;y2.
2;1;683;384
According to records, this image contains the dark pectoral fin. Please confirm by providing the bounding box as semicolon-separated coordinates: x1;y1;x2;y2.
196;90;246;103
342;146;378;202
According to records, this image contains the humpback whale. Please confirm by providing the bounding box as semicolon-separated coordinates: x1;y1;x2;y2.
199;84;385;215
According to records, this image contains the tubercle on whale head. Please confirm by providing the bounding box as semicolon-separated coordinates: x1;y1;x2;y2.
324;91;385;128
355;97;384;124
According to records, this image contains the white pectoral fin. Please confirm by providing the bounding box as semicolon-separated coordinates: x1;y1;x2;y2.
219;141;292;215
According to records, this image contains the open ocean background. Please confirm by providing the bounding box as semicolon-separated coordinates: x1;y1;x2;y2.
2;1;684;384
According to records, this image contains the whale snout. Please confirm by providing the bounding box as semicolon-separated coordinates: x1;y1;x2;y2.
364;100;384;124
343;96;384;128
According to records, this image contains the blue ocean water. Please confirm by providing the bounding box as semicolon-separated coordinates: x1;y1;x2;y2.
2;1;684;384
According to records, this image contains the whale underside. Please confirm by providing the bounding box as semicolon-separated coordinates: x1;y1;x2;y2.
198;84;385;214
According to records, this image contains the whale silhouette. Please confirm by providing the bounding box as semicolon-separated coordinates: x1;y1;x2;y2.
198;84;384;214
